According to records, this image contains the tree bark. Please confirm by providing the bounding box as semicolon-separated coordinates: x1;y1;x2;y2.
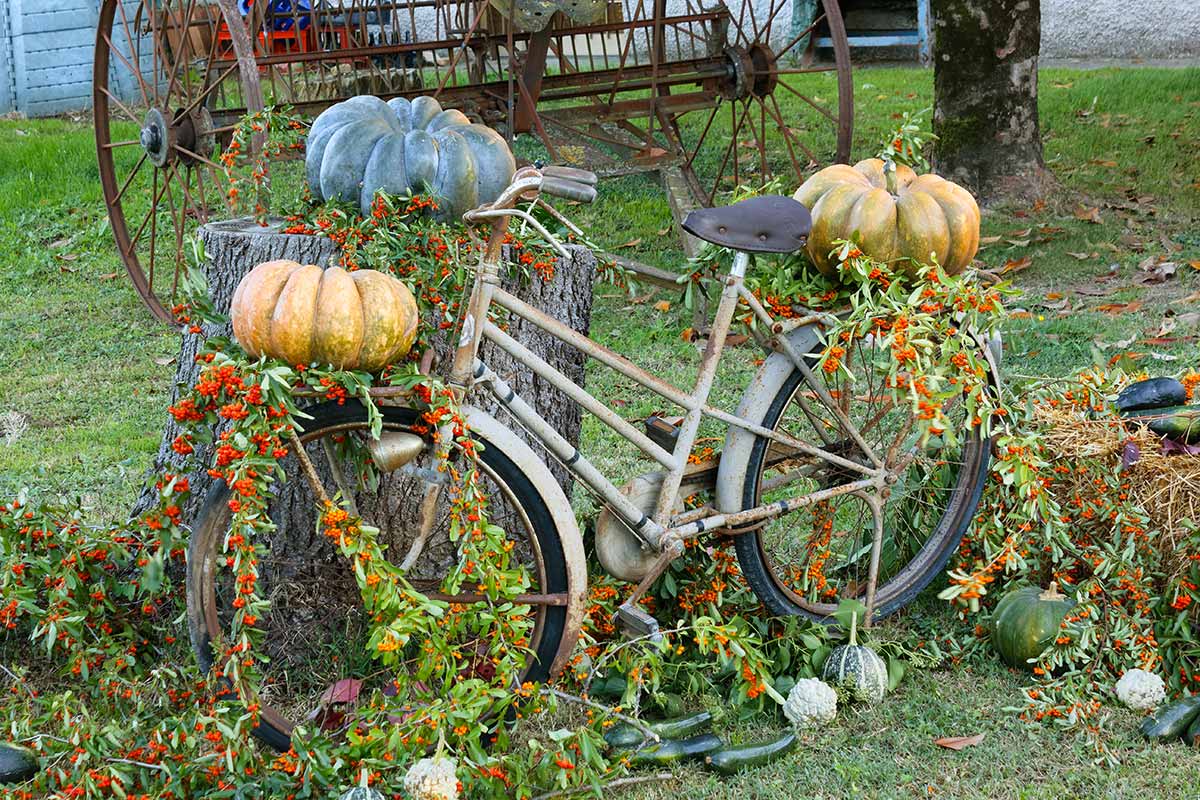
133;217;594;534
930;0;1055;204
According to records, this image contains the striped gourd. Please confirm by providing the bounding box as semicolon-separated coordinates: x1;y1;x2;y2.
338;788;384;800
820;611;887;703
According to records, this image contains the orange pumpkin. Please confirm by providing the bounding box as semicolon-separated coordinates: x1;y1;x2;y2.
230;260;419;371
793;158;980;277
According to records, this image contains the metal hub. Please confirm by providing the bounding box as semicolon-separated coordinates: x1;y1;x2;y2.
140;106;214;168
720;44;780;101
140;107;172;167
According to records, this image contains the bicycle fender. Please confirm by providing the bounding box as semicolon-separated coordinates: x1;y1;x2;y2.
461;405;588;674
714;324;824;517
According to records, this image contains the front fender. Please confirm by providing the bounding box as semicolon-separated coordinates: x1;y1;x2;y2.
461;405;587;676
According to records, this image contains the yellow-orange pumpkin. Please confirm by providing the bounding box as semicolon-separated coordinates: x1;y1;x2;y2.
793;158;981;277
230;260;419;371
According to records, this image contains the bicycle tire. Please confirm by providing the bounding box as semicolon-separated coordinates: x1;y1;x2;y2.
186;401;574;750
733;339;992;622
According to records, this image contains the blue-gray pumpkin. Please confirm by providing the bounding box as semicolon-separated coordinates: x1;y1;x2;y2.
305;95;515;220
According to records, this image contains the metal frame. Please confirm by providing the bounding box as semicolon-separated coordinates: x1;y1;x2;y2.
445;167;894;623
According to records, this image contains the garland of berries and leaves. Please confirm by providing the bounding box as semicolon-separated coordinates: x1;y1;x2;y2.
220;106;308;225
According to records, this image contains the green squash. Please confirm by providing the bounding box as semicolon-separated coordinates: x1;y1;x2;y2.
990;582;1074;670
820;611;888;703
0;744;38;785
1123;404;1200;444
306;95;515;220
338;787;385;800
1116;377;1187;413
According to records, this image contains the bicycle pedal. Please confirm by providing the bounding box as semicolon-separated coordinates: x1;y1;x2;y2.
615;602;663;643
644;415;682;452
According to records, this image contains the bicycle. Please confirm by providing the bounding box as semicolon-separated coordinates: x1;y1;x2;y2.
187;165;999;749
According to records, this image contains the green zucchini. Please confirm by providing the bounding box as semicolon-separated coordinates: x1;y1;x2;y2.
603;722;645;750
648;710;712;739
1116;377;1187;413
1141;695;1200;741
704;732;797;775
1186;711;1200;746
1123;404;1200;443
629;734;724;766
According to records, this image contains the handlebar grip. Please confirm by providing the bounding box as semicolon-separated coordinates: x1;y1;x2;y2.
540;175;598;204
542;165;598;186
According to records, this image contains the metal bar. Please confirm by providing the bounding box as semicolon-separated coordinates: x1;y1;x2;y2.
482;320;678;469
478;364;668;548
667;476;876;539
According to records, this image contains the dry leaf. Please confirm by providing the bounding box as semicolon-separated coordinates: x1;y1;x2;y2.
978;235;1002;246
615;238;642;249
1089;159;1119;167
656;228;670;236
1000;256;1032;275
679;327;697;342
726;334;749;347
1074;206;1102;224
1045;292;1064;301
1188;260;1200;271
1073;285;1115;297
153;356;177;366
653;300;671;312
935;733;985;750
1006;239;1030;247
1096;301;1143;315
1066;251;1095;260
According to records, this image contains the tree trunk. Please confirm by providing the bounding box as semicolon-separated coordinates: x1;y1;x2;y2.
930;0;1055;204
133;217;594;537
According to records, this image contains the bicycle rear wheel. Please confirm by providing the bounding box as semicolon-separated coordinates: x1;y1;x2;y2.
735;334;992;621
186;401;579;750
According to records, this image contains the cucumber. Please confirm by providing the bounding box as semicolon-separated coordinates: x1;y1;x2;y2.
704;732;798;775
1186;711;1200;746
603;722;645;750
1124;404;1200;443
629;734;724;767
648;710;713;739
1116;377;1187;413
1141;695;1200;741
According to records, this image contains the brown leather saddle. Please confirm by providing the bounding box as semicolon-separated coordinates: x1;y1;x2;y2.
681;195;811;255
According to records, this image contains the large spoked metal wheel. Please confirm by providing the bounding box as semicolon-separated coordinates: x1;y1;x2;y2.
736;333;992;622
94;0;263;323
660;0;854;204
186;402;581;750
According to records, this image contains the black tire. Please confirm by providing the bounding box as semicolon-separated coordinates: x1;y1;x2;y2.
186;401;571;750
734;343;991;622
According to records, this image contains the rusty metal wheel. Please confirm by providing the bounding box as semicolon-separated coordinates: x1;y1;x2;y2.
95;0;263;323
662;0;854;205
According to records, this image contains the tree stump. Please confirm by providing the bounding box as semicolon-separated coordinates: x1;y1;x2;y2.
134;216;594;536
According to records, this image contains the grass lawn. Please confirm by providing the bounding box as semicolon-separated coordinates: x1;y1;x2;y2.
1;64;1199;796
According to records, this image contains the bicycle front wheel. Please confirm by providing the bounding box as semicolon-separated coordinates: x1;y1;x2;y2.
735;334;992;621
186;401;580;750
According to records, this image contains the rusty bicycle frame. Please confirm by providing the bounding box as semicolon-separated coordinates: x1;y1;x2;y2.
428;165;907;630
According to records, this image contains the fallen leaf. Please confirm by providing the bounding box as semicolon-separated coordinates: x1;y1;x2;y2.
1000;256;1032;275
318;678;363;706
1096;302;1143;315
1074;206;1102;224
726;334;749;347
680;327;697;342
1009;227;1033;237
1066;252;1095;260
1006;238;1030;248
48;237;70;249
100;272;119;280
1089;159;1119;167
979;235;1002;246
615;238;642;249
611;397;629;409
153;356;177;366
653;300;671;312
1122;441;1141;469
1045;292;1064;301
1189;260;1200;271
935;733;985;751
1073;285;1115;297
656;228;670;236
56;252;78;262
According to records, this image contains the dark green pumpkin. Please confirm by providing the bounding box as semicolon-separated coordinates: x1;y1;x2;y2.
306;95;515;220
0;744;38;785
990;582;1074;670
1116;377;1187;413
820;611;887;702
338;787;384;800
1124;404;1200;444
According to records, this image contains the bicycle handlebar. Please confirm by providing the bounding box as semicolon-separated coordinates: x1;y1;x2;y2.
540;175;597;204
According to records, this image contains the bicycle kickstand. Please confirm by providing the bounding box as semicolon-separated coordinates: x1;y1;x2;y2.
613;537;685;644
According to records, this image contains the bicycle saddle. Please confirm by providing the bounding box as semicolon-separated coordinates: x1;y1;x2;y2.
681;195;811;255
